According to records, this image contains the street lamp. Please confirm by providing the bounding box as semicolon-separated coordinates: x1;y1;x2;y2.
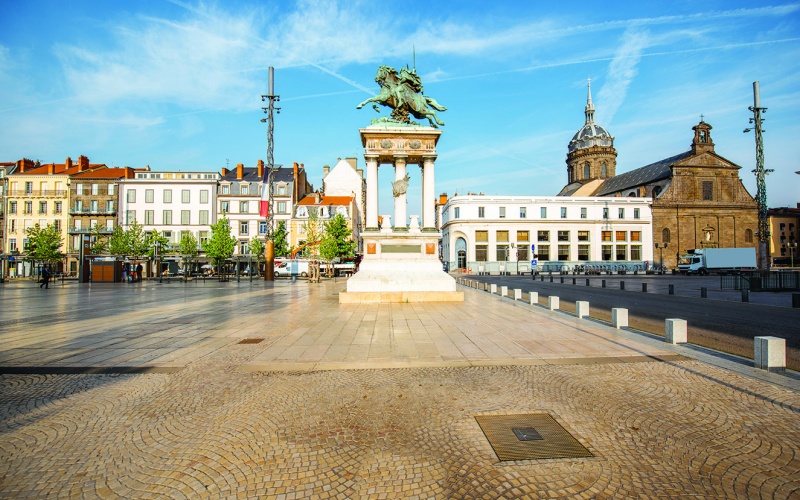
154;241;162;283
655;242;668;274
789;241;798;268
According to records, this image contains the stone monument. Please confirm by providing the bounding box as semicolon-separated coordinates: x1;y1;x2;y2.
339;65;463;303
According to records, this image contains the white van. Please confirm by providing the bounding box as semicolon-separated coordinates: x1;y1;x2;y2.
274;259;310;277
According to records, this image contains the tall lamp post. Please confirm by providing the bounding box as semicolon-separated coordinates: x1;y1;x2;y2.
655;242;668;274
743;81;773;270
154;241;162;283
789;242;798;268
261;67;280;281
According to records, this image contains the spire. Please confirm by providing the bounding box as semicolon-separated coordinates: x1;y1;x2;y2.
585;77;595;124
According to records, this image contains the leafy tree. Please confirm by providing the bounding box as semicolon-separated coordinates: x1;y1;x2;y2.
25;223;64;264
177;232;200;276
271;221;289;257
89;225;109;255
321;213;356;260
145;230;171;259
248;237;265;261
126;220;149;262
202;216;236;278
301;208;322;258
108;226;129;257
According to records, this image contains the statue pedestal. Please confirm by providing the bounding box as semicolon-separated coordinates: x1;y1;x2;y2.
340;230;462;303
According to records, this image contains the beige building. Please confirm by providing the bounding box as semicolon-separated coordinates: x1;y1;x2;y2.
290;192;357;253
768;205;800;266
559;82;758;269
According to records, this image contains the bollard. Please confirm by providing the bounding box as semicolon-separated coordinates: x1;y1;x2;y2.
572;278;576;285
541;275;544;282
792;293;800;308
500;285;508;296
548;296;560;310
576;301;590;318
612;308;628;329
701;287;707;298
742;288;749;302
490;284;497;294
602;279;606;288
642;283;647;293
620;281;625;290
560;277;564;284
550;276;554;283
754;336;786;371
668;284;674;295
665;319;687;344
513;288;522;300
586;278;590;286
529;292;539;305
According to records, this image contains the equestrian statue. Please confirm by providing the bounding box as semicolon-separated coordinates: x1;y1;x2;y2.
357;65;447;128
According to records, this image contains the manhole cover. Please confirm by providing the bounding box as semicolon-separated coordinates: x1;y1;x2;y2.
238;338;264;345
475;413;593;461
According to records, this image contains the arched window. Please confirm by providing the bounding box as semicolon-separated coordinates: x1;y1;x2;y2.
662;228;671;243
456;237;467;269
601;163;607;178
583;163;590;179
744;229;753;243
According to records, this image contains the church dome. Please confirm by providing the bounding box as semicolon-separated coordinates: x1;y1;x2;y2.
568;79;614;153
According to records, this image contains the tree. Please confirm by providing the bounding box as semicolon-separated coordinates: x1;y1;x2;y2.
301;208;322;258
271;221;289;257
89;225;109;255
25;223;64;265
145;230;171;259
321;213;356;260
177;232;200;276
126;220;149;263
203;216;236;279
108;226;129;258
248;237;265;260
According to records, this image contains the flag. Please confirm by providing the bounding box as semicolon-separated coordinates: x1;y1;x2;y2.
259;168;269;217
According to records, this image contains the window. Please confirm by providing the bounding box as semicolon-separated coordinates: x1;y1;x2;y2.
90;219;97;228
221;185;230;195
602;231;612;242
558;245;570;261
108;184;115;196
475;246;488;262
517;230;529;242
454;207;460;218
561;207;567;219
499;207;506;218
496;230;509;243
9;201;16;214
75;200;83;212
240;201;249;213
259;221;267;234
519;207;527;218
38;201;47;214
618;208;625;219
578;245;589;261
475;230;488;242
182;190;190;203
616;245;627;261
602;245;612;260
630;231;641;242
577;231;589;241
221;201;230;213
164;189;172;203
278;185;286;195
496;245;509;261
580;207;587;219
181;210;190;224
240;221;249;235
9;239;16;252
199;231;208;244
54;201;62;214
53;220;61;232
9;220;16;232
25;182;32;194
90;200;98;212
702;181;713;201
239;240;248;254
745;229;753;243
106;200;114;212
24;201;32;214
76;184;83;195
538;245;550;260
634;208;640;219
126;210;135;224
144;210;154;224
537;230;549;242
616;231;627;241
518;246;528;261
163;210;172;225
662;228;671;243
478;207;485;218
127;190;136;203
278;201;287;213
603;207;609;219
106;220;114;231
601;163;607;178
91;184;99;195
631;246;642;260
241;185;249;195
199;210;208;225
583;163;590;179
200;190;209;203
557;231;569;242
540;207;547;218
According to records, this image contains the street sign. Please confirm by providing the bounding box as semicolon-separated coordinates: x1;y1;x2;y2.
530;244;535;252
531;259;538;266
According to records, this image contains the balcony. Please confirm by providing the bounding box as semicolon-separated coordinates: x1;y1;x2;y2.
68;227;114;235
9;190;67;197
69;208;117;216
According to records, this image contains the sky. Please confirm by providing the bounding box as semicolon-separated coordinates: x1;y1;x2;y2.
1;0;799;218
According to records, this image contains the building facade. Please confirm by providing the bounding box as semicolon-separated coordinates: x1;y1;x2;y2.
441;195;653;273
290;192;358;253
768;205;800;266
321;157;365;251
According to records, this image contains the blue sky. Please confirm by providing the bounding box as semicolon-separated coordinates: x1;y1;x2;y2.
1;0;799;216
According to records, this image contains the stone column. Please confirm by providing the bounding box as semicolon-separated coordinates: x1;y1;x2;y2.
365;154;379;231
393;154;408;230
422;155;436;231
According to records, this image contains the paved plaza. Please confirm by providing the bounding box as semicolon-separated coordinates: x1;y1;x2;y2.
1;278;799;498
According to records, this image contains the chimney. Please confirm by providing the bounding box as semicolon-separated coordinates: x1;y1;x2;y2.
315;191;321;204
124;167;135;179
257;159;264;179
48;164;55;175
236;163;244;180
18;158;34;173
357;168;363;179
78;155;89;172
221;167;228;177
323;165;330;177
439;193;448;205
293;162;299;201
65;157;73;170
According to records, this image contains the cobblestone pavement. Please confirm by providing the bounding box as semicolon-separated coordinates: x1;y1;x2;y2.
1;280;799;498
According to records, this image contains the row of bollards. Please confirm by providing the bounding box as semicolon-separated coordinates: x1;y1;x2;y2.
454;277;787;371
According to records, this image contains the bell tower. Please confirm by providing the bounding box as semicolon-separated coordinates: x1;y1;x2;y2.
566;78;617;184
691;119;714;155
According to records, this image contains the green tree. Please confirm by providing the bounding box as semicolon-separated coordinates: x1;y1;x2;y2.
145;230;171;259
202;216;236;279
248;236;265;260
271;221;289;257
89;225;109;255
126;220;149;262
25;223;64;264
108;226;129;258
177;231;200;276
320;213;356;260
301;208;322;258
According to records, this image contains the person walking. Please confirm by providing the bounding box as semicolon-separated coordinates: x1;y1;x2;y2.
136;263;143;282
40;265;50;289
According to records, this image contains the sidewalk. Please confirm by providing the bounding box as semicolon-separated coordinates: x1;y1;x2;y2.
1;279;799;498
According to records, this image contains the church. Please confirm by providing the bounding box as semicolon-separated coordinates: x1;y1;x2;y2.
558;80;759;269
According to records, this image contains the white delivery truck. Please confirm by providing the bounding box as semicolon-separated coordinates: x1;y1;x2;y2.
274;259;310;277
678;248;756;275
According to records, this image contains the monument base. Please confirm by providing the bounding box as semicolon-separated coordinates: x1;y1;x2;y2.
339;291;464;304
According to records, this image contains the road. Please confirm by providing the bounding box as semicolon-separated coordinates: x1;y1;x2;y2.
460;273;800;371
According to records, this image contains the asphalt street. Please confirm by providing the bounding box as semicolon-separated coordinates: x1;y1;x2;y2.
462;273;800;371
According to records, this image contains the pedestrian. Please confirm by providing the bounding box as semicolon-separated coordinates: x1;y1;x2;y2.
122;262;129;283
136;263;143;282
40;265;50;289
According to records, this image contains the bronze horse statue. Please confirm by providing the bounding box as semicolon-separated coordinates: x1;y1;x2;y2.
357;65;447;128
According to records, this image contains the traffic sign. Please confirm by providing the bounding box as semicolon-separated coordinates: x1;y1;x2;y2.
531;259;538;266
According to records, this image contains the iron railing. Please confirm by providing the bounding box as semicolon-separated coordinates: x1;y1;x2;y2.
721;271;800;291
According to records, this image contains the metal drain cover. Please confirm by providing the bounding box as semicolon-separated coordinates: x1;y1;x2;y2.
238;338;264;344
475;413;593;461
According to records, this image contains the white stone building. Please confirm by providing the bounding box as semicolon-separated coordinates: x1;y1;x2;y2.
321;157;365;250
441;195;654;274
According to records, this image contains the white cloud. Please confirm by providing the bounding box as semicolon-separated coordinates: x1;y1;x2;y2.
595;28;650;126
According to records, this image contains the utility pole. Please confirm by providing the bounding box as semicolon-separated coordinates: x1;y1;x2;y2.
261;67;280;281
744;81;773;270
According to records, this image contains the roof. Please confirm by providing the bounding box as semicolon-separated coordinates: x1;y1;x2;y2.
15;163;107;176
594;150;691;196
220;165;297;183
298;195;354;206
72;167;134;179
